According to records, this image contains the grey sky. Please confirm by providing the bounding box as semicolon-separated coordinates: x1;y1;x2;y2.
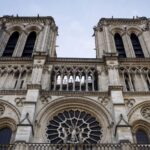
1;0;150;58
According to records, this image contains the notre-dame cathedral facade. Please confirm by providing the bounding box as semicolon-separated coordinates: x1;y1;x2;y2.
0;16;150;149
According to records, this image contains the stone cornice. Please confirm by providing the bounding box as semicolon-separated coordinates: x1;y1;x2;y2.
27;84;41;90
119;58;150;62
98;17;148;26
48;57;104;65
0;90;27;95
109;85;123;91
119;58;150;67
0;89;149;97
41;90;108;97
123;91;150;96
0;16;56;25
0;57;33;64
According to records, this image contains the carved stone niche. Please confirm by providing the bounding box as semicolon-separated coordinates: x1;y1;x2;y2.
0;105;5;116
141;106;150;120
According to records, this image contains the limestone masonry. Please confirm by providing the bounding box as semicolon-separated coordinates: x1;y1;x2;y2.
0;16;150;147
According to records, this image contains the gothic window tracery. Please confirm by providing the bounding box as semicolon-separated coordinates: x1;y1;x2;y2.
130;33;144;58
22;32;36;57
141;106;150;120
2;32;19;57
51;66;98;91
0;66;32;89
114;33;126;58
46;110;103;144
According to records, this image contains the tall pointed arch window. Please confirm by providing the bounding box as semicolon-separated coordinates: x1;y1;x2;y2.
130;33;144;58
136;129;149;144
22;32;36;57
2;32;19;57
114;33;126;58
0;127;12;144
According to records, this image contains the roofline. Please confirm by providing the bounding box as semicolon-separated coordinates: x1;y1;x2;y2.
98;16;148;26
0;15;56;25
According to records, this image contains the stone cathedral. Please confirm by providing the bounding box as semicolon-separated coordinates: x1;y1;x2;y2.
0;15;150;149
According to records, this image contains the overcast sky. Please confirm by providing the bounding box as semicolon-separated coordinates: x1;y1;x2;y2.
1;0;150;58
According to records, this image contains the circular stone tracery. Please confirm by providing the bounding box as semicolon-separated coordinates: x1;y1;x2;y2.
141;106;150;120
46;110;103;144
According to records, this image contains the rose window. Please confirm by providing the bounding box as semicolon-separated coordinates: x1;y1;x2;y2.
46;110;103;144
141;106;150;120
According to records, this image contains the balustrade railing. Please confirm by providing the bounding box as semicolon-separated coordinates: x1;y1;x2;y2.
0;143;150;150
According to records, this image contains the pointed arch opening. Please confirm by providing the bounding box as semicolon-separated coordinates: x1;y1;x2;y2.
22;32;36;57
130;33;144;58
136;129;149;144
0;127;12;144
2;32;19;57
114;33;126;58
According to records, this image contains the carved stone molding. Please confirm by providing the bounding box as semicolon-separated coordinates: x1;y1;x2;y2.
27;84;41;90
0;90;27;95
109;85;123;91
40;96;51;104
15;97;25;107
98;97;110;106
125;99;135;108
41;91;108;97
0;104;5;116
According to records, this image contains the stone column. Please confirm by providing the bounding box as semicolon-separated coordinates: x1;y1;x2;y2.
94;27;106;58
142;31;150;56
49;27;58;57
125;34;135;57
138;34;149;57
0;31;10;56
140;72;149;91
122;34;132;57
106;57;133;143
13;32;27;57
15;54;46;142
104;26;112;53
97;66;108;91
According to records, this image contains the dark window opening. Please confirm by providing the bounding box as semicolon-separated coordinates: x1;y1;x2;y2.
0;128;12;144
124;73;130;91
2;32;19;57
130;33;144;58
22;32;36;57
114;33;126;58
20;80;24;89
136;129;149;144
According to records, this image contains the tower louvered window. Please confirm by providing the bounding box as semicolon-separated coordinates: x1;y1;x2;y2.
22;32;36;57
2;32;19;57
130;33;144;58
114;33;126;58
